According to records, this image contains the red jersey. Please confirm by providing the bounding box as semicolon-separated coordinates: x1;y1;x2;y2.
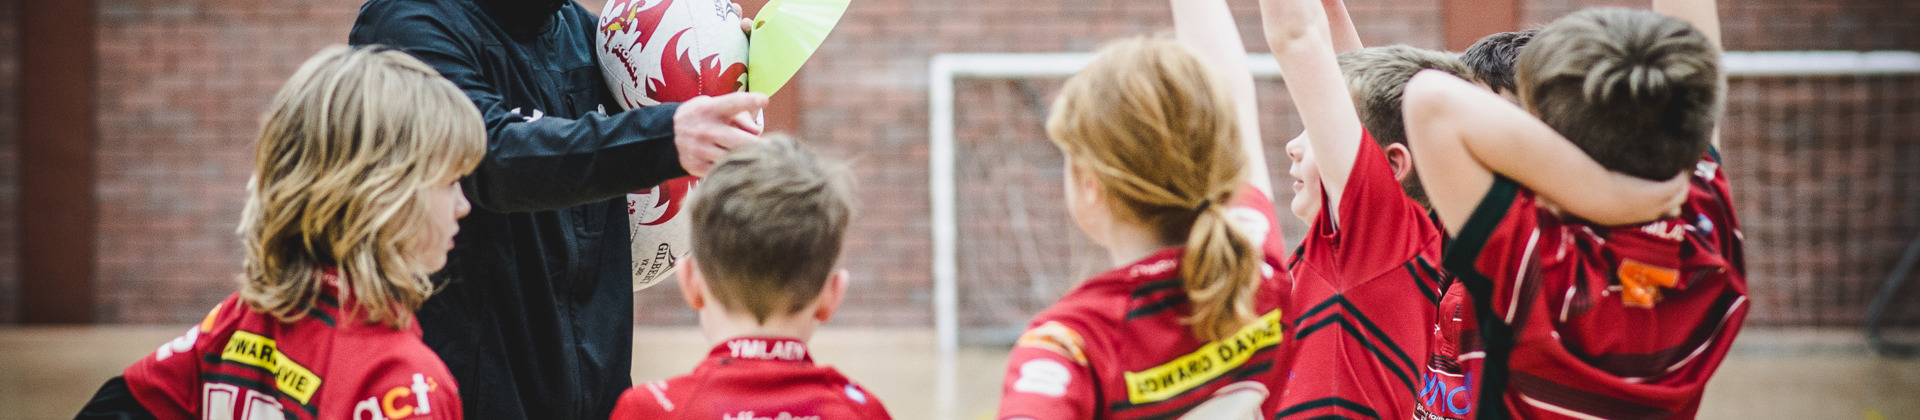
611;337;892;419
997;185;1291;419
1281;131;1445;419
123;274;461;420
1416;281;1478;420
1444;152;1748;419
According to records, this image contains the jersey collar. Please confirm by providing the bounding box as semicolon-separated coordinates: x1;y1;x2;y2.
710;337;814;363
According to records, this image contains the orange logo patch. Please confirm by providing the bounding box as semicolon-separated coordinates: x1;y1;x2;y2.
1617;259;1679;308
1016;322;1088;366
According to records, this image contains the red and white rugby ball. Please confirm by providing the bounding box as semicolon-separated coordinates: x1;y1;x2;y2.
597;0;749;109
596;0;747;291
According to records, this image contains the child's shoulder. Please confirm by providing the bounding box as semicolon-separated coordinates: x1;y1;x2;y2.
617;364;890;419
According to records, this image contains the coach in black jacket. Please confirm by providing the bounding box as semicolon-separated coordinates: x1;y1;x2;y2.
348;1;765;419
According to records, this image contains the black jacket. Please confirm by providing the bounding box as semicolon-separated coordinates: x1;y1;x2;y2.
348;1;687;419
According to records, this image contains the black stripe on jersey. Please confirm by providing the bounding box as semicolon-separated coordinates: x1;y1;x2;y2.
306;307;336;327
1292;295;1420;393
199;371;320;418
1564;289;1745;378
1289;244;1307;271
1440;175;1520;420
1273;397;1383;419
1414;255;1449;291
1510;370;1672;419
317;293;339;308
1131;279;1183;299
1404;262;1440;305
1127;295;1190;320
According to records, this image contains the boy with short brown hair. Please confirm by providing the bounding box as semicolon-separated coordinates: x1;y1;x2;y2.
1404;4;1745;418
611;135;891;419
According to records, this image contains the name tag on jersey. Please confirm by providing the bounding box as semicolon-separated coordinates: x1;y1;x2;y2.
221;331;322;404
1122;310;1283;404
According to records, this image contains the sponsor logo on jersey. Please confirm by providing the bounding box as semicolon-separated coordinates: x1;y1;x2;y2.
352;374;438;420
1012;359;1072;397
1014;321;1088;365
722;411;821;420
1122;309;1283;404
1617;258;1679;308
1417;372;1472;417
220;331;322;404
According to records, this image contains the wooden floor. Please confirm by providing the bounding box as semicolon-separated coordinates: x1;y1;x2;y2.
3;326;1915;419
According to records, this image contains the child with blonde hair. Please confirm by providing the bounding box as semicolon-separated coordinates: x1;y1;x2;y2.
77;45;485;420
996;0;1290;418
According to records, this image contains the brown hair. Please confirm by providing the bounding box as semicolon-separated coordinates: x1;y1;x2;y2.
1462;28;1539;95
1336;45;1468;208
240;45;486;329
689;135;855;323
1046;36;1257;342
1517;8;1721;180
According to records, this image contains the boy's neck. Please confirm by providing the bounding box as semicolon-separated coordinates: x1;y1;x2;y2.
699;306;817;348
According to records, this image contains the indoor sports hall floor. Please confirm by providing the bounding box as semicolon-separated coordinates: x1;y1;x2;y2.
2;327;1914;419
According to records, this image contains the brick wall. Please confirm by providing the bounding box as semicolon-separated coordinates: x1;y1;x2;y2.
0;0;18;324
1527;0;1920;51
92;0;362;322
0;0;1914;326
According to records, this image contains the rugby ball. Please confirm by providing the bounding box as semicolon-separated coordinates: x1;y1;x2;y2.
596;0;747;291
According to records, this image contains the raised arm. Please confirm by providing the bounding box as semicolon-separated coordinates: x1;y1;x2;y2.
1322;0;1364;53
1402;70;1686;234
1172;0;1272;197
1653;0;1724;150
1259;0;1365;225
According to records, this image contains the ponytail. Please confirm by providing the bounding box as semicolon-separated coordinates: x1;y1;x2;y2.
1180;197;1261;342
1047;36;1263;343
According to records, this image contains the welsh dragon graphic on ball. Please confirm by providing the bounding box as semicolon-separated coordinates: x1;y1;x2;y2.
597;0;748;291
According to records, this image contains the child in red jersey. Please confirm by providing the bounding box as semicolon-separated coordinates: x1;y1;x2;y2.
610;135;890;420
996;1;1289;419
1404;2;1743;418
76;45;485;420
1255;1;1678;418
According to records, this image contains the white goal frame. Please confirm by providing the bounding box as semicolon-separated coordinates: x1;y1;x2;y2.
927;50;1920;358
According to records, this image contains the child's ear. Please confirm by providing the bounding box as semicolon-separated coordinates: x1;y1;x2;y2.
1072;164;1104;209
1384;143;1414;183
812;269;850;323
677;257;706;311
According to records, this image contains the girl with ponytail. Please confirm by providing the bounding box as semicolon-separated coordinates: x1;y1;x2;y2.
995;0;1291;418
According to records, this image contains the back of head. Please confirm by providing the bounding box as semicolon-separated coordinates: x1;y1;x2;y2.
1461;28;1539;95
241;45;487;329
690;135;855;324
1046;36;1257;342
1517;8;1721;180
1336;45;1467;207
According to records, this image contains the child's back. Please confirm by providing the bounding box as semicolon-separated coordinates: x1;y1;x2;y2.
1403;7;1746;419
124;278;461;420
619;337;886;419
997;1;1290;413
610;136;889;419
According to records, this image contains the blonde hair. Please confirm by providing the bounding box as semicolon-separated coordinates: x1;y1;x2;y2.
1046;36;1258;342
1517;8;1721;180
689;135;856;323
239;45;485;329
